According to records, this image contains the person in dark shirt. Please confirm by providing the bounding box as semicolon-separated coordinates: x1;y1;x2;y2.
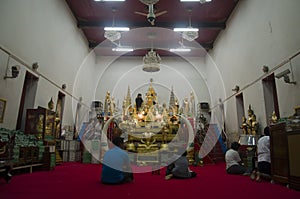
165;151;197;180
135;93;143;112
101;137;133;184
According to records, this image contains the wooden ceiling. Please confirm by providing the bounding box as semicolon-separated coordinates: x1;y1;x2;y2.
65;0;239;56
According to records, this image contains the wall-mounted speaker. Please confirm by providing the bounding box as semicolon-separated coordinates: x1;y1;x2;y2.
200;102;209;111
91;101;102;108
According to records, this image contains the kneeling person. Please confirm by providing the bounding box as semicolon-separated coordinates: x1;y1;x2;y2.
101;137;133;184
165;151;197;180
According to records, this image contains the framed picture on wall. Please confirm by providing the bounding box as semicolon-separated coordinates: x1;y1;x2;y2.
0;98;7;123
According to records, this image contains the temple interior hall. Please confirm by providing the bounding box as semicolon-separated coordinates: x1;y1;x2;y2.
0;0;300;196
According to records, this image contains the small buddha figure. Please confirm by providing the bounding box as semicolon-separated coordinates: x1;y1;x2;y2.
37;115;44;133
190;91;195;117
104;91;111;116
162;103;168;122
111;96;116;115
162;125;169;143
173;99;179;115
246;105;254;134
182;97;190;116
251;114;259;136
48;97;54;110
271;111;278;123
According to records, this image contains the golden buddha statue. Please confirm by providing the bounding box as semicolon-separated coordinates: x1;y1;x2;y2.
145;82;157;107
174;99;179;114
48;97;54;110
182;97;190;116
250;114;258;135
246;105;254;134
240;116;248;134
271;111;278;123
111;96;116;115
104;91;112;116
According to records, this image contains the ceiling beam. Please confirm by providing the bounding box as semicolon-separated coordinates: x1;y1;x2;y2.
88;41;213;50
77;20;226;30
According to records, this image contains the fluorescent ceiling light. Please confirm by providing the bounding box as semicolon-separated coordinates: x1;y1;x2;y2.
104;27;130;31
169;48;191;52
94;0;125;2
112;47;134;52
173;28;199;32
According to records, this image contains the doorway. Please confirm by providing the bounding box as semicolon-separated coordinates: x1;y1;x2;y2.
16;71;38;131
262;73;279;124
236;93;244;134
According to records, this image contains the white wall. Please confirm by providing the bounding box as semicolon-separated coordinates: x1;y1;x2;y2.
0;0;93;129
208;0;300;137
0;52;26;129
92;56;210;109
1;0;299;139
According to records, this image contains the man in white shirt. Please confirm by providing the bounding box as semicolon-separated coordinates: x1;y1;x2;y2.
253;126;271;181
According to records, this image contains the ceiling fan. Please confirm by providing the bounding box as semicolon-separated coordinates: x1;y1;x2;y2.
134;0;167;26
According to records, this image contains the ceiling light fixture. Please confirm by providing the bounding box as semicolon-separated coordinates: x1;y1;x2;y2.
173;28;199;32
112;47;134;52
142;49;161;72
104;27;130;31
169;48;191;52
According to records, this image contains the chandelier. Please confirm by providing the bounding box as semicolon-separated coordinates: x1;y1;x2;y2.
174;9;199;42
104;30;121;42
182;30;199;42
142;49;161;72
104;9;129;42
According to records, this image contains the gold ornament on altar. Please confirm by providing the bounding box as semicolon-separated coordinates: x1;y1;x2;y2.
138;132;159;152
119;80;180;155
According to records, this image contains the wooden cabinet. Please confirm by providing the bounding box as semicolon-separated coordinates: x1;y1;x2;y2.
270;122;289;185
287;127;300;191
25;107;56;141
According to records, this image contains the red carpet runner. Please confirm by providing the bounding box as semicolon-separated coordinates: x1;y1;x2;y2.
1;162;299;199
